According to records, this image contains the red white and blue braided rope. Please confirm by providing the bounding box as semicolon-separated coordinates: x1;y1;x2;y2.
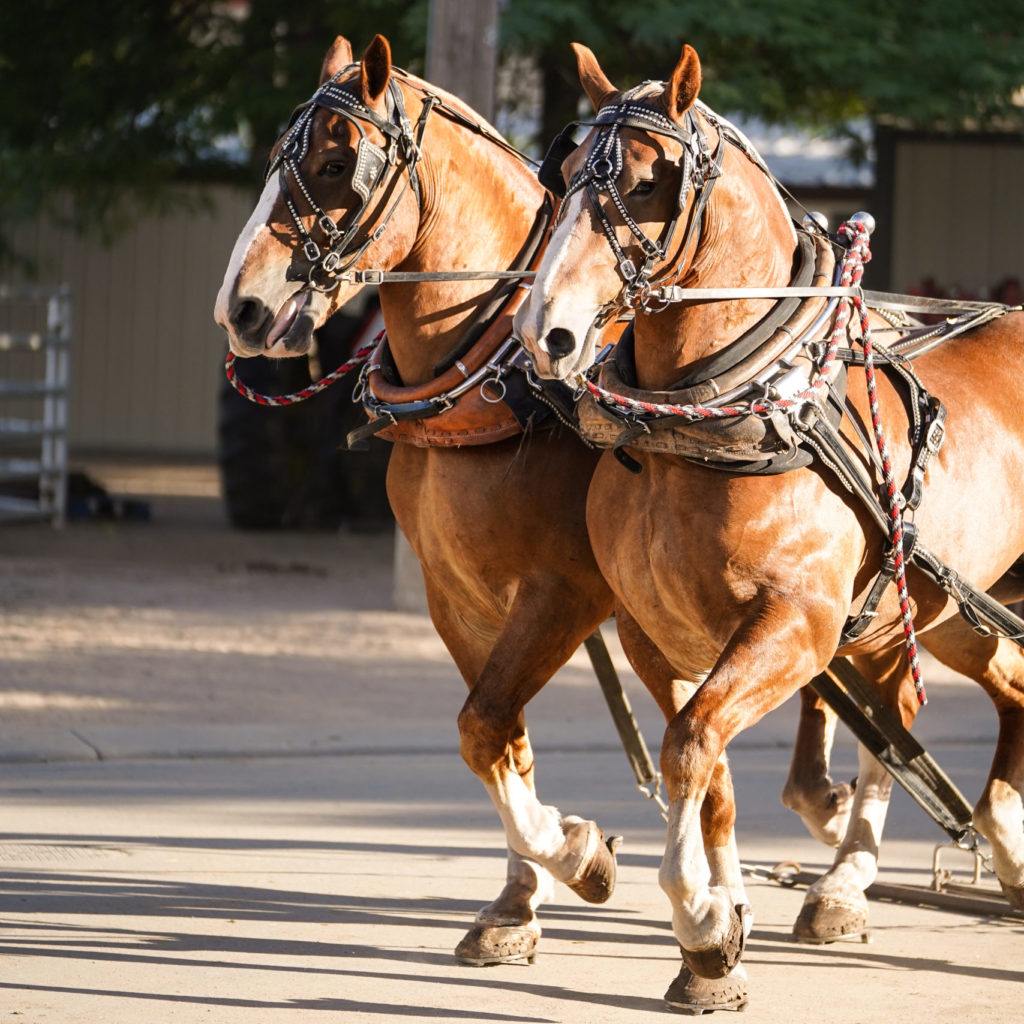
224;333;382;407
837;221;925;705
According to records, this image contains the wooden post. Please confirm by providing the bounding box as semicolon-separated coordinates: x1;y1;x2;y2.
391;0;500;612
425;0;499;120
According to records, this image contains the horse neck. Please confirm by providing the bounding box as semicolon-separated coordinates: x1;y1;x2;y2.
378;107;544;387
633;145;798;391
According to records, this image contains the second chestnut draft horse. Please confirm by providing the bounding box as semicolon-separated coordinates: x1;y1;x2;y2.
215;31;853;991
516;42;1024;1010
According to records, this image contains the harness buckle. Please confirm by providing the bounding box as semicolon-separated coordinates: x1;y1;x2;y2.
321;251;342;274
303;239;321;262
357;268;385;286
625;280;651;311
318;214;341;241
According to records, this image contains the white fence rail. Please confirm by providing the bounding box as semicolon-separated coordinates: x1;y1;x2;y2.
0;285;71;526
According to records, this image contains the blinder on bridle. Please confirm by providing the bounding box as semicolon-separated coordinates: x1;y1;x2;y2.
537;127;581;198
538;87;722;309
267;66;436;291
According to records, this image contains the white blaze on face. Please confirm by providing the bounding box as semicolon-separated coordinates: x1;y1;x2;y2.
213;176;285;335
514;189;613;374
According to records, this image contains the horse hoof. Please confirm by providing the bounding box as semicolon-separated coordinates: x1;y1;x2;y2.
665;962;749;1015
563;819;621;904
792;897;870;944
454;924;539;966
680;904;748;980
999;880;1024;911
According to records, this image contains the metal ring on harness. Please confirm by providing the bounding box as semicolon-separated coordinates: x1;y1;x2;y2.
625;280;652;310
480;375;507;404
592;156;615;182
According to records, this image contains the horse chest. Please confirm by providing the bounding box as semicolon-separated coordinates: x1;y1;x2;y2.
588;454;858;646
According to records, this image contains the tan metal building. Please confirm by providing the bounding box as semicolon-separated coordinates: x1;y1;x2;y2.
4;185;257;457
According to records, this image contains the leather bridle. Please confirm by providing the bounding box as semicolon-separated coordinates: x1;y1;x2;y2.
266;66;436;292
539;86;723;311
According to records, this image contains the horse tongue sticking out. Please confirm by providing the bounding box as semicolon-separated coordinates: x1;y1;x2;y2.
518;38;1024;1012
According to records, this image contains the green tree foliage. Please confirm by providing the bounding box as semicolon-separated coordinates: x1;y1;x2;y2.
0;0;427;266
501;0;1024;144
1;0;1021;265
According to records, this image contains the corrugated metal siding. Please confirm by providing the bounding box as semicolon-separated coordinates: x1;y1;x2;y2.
3;185;257;456
890;137;1024;296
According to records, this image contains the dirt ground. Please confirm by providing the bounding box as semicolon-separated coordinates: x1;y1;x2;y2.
1;459;442;733
2;457;1022;1023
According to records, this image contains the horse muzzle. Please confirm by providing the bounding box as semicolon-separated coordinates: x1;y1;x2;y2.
222;290;317;358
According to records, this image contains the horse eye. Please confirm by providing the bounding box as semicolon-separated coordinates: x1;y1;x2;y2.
319;161;346;179
630;179;656;197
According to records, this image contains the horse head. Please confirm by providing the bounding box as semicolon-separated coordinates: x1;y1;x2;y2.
214;34;422;358
516;43;796;388
515;43;705;380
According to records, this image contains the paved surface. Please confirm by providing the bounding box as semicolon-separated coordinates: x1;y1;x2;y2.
1;460;1021;1022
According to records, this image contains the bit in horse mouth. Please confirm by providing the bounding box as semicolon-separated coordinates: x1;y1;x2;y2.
265;290;310;352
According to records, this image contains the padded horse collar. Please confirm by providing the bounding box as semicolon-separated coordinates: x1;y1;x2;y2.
268;66;435;291
542;84;722;309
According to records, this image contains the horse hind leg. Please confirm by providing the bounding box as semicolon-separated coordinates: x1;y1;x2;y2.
920;622;1024;908
793;647;917;944
776;558;1024;849
781;686;856;847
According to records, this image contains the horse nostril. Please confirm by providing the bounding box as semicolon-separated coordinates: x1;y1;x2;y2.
545;327;576;359
230;298;263;334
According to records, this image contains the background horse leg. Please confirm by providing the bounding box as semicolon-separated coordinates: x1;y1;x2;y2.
615;608;749;1012
785;568;1024;860
793;646;919;943
916;622;1024;908
782;687;856;846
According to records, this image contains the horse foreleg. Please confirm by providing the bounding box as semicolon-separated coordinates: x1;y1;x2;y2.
455;586;619;944
614;607;750;1010
662;751;751;1012
455;711;556;965
657;600;832;979
424;575;607;967
781;686;856;846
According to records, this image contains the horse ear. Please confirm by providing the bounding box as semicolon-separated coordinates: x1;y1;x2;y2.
662;44;702;123
360;34;392;110
571;42;619;111
319;36;354;85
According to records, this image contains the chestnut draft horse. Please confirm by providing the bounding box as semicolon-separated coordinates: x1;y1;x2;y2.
215;32;853;982
515;42;1024;1010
